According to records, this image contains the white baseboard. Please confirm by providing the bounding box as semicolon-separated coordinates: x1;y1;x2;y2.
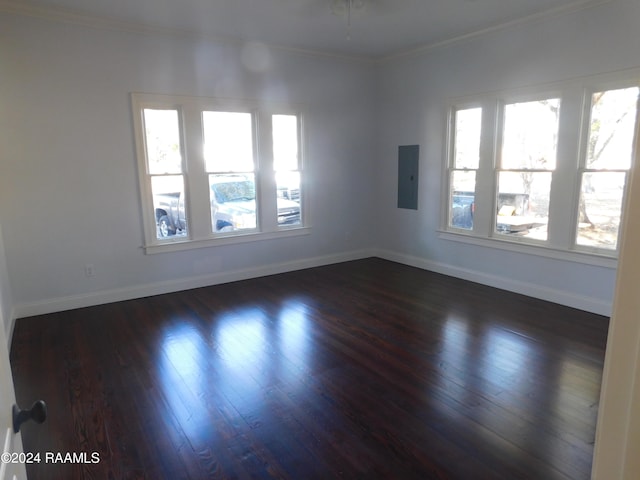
11;249;375;320
10;246;611;335
373;249;612;317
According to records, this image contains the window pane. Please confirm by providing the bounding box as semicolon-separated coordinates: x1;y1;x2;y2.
276;171;300;202
151;175;187;239
273;115;302;228
273;115;299;171
144;109;182;175
496;171;552;240
276;171;301;226
501;99;560;170
454;108;482;169
586;87;639;170
576;172;626;250
203;112;254;172
209;174;257;232
450;171;476;229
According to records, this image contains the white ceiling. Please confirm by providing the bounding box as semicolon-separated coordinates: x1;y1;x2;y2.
4;0;601;59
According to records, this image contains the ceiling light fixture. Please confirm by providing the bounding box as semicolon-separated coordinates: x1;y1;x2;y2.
331;0;367;40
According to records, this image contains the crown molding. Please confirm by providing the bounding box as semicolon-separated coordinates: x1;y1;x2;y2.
0;0;374;64
0;0;182;36
0;0;615;63
378;0;614;63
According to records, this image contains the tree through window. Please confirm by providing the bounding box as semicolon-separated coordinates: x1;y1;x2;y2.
496;98;560;241
576;86;639;250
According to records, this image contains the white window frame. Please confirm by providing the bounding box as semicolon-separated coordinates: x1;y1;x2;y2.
271;111;306;231
572;81;639;255
440;70;640;264
492;91;562;245
131;93;309;254
445;103;484;233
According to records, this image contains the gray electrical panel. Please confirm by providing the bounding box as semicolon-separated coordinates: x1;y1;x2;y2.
397;145;419;210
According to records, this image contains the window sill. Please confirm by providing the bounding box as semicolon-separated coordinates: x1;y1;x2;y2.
143;226;311;254
437;230;618;269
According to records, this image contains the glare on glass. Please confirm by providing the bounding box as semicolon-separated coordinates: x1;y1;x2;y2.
453;108;482;169
586;87;639;170
273;115;299;171
143;109;183;175
276;171;300;201
273;114;301;227
501;99;560;170
203;111;254;172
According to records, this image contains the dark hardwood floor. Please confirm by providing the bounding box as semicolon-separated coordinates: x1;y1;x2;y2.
10;258;609;479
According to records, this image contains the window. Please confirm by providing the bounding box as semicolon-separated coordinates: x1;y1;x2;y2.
496;98;559;241
132;93;306;253
444;75;639;258
273;114;302;227
142;108;188;239
448;107;481;230
576;86;638;251
203;111;257;232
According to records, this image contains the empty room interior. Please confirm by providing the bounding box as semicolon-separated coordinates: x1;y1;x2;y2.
1;0;640;479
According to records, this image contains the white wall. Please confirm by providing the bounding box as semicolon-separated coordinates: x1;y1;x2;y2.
0;14;377;317
593;117;640;479
0;224;13;346
374;0;640;315
1;2;636;322
2;4;640;478
1;1;636;320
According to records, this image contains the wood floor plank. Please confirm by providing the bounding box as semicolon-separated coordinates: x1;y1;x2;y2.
10;258;608;479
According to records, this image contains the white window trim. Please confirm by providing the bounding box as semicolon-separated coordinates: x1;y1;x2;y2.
444;102;484;233
437;230;617;269
142;227;311;255
131;92;309;254
442;69;640;262
571;80;640;255
492;91;562;245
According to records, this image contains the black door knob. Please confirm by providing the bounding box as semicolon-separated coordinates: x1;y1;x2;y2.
13;400;47;433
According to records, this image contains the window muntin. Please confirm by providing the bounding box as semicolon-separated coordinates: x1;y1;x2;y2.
576;86;639;251
495;98;560;241
448;107;481;230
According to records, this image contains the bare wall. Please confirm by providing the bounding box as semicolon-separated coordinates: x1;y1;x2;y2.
0;224;13;343
0;13;377;316
374;0;640;315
